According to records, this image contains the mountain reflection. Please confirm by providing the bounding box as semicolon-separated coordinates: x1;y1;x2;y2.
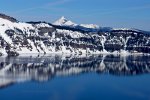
0;54;150;88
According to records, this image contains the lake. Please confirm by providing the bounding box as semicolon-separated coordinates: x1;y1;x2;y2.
0;54;150;100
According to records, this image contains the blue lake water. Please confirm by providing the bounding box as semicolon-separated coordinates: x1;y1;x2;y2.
0;54;150;100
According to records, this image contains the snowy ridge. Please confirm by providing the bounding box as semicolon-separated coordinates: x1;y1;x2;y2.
80;24;100;29
0;13;150;56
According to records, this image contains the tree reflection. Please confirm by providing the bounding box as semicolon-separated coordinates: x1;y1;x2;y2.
0;54;150;88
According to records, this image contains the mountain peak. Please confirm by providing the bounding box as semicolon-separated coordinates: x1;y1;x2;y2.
60;16;66;20
53;16;100;29
53;16;77;26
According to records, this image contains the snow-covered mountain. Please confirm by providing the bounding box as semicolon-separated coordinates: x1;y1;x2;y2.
53;16;77;26
53;16;100;29
0;13;150;56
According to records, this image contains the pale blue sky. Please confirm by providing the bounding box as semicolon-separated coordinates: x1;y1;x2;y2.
0;0;150;31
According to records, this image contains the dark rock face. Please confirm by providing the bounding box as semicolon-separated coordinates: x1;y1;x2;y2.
102;30;150;53
0;13;18;22
52;25;150;53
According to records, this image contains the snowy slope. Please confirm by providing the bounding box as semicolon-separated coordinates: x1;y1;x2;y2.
0;13;150;56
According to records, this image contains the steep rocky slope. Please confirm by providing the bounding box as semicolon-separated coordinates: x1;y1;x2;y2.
0;14;150;56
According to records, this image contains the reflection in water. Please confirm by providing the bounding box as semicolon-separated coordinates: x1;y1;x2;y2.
0;54;150;88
